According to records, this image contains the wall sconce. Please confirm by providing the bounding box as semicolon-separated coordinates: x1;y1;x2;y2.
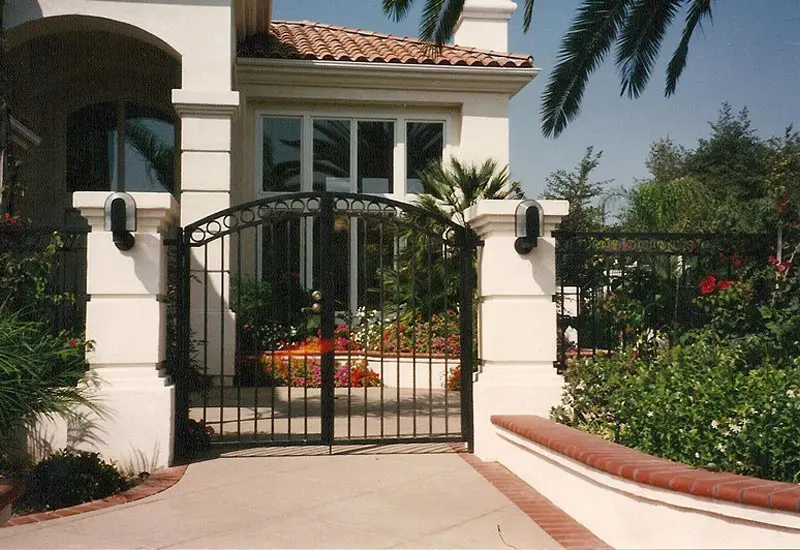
104;192;136;251
515;199;544;254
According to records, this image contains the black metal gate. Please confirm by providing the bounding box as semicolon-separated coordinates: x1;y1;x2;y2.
172;192;478;454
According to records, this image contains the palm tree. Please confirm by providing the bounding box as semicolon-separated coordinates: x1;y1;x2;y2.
383;0;714;138
414;158;524;225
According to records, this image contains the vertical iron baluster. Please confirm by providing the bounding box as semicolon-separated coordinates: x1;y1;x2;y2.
379;220;385;438
411;232;417;438
361;216;368;439
459;239;475;451
443;243;449;436
219;234;226;441
202;245;210;435
235;230;242;443
427;235;433;436
268;223;276;441
319;193;336;446
395;222;401;439
286;218;292;441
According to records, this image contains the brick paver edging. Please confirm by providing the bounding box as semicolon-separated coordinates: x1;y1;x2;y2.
493;415;800;514
457;451;612;550
2;465;188;528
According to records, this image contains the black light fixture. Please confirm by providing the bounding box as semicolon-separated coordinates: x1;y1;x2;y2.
514;200;544;254
104;192;137;251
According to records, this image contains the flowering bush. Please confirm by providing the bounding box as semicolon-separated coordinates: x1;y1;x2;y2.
259;354;382;388
372;311;460;356
183;419;215;455
446;364;462;391
554;237;800;482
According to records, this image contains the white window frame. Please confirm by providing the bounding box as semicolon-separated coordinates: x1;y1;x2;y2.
254;108;451;314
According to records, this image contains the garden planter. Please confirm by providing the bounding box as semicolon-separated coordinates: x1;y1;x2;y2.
0;480;24;526
366;353;458;390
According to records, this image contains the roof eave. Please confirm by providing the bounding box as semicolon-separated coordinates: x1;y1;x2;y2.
235;58;539;97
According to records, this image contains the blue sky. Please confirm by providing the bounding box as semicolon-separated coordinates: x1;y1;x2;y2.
273;0;800;197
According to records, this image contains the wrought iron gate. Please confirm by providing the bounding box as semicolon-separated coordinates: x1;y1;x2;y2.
172;192;478;454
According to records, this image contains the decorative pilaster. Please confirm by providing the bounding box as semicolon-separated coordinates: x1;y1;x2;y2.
465;199;569;461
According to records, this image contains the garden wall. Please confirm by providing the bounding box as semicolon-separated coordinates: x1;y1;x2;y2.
489;415;800;549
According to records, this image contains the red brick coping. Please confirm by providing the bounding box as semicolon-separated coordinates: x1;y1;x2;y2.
2;465;187;528
493;415;800;514
457;452;611;549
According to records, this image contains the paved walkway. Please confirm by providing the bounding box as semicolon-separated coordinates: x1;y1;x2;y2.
0;447;561;549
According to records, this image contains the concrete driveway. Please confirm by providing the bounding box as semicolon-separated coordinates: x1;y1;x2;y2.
0;446;560;549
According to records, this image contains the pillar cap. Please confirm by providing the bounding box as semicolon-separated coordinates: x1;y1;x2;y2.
465;199;569;238
171;89;241;118
73;191;179;232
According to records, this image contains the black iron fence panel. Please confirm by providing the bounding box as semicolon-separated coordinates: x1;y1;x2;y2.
170;192;478;454
554;231;773;372
0;224;88;335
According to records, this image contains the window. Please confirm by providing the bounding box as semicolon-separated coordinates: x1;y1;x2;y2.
406;122;444;195
258;115;444;196
66;102;175;194
256;114;446;314
262;117;301;192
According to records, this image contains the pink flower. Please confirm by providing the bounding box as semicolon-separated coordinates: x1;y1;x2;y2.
716;280;733;291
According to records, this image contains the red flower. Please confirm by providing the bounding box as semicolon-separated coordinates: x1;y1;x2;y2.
716;280;733;291
699;274;717;295
778;262;791;273
769;255;779;266
67;338;79;348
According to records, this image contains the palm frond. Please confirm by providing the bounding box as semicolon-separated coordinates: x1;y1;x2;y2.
383;0;416;21
522;0;536;32
616;0;681;99
420;0;466;45
666;0;713;96
541;0;633;138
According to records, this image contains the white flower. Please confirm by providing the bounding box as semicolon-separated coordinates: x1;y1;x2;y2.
716;443;726;453
647;411;654;418
730;424;743;434
694;452;700;458
711;420;719;429
787;389;796;399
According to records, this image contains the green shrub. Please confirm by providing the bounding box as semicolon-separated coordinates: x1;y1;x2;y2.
554;344;800;482
0;309;92;446
15;449;131;512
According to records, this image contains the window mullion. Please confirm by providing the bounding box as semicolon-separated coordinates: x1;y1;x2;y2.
116;102;126;191
395;116;406;198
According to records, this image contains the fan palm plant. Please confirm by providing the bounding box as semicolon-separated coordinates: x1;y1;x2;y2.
383;0;714;137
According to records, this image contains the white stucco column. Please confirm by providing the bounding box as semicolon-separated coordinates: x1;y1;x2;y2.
173;90;240;381
465;199;569;461
73;191;178;470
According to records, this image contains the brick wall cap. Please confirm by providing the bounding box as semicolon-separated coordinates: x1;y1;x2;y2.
492;415;800;514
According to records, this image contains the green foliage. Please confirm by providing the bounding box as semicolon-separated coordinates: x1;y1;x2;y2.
554;345;800;483
14;449;130;512
383;158;517;314
232;276;309;350
541;146;613;233
0;221;69;320
622;104;800;233
0;309;93;445
555;239;800;482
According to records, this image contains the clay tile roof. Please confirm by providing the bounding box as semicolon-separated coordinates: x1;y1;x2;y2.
237;20;534;69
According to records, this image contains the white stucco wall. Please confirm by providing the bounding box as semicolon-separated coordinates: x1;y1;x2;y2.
5;0;234;92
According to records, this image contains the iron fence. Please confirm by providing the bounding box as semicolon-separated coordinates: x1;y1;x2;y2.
0;224;89;334
554;231;774;372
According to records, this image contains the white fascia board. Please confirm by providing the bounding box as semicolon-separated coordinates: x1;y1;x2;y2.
236;58;539;98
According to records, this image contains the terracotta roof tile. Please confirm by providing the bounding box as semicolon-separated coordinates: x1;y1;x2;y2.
237;20;533;69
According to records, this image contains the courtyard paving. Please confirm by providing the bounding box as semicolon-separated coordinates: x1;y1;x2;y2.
0;447;561;549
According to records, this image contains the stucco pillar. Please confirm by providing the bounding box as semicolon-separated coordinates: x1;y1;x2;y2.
465;199;569;461
72;191;178;470
173;89;240;381
454;0;517;52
